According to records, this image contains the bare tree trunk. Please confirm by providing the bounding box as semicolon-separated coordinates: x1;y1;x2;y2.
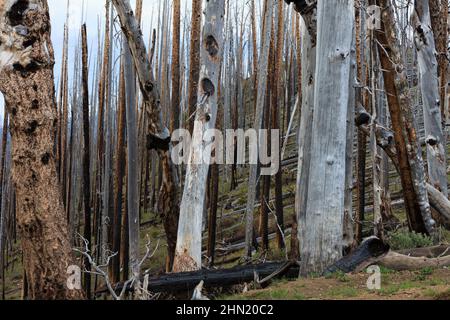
171;0;181;133
290;13;301;260
245;0;274;260
355;1;366;243
187;0;203;134
123;39;140;280
0;111;8;236
174;0;225;272
299;0;354;275
375;0;436;236
112;0;180;273
272;0;285;250
0;0;83;299
93;4;110;270
430;0;448;132
112;53;127;284
60;16;69;203
80;23;92;299
413;1;448;198
370;38;383;238
295;15;316;264
207;163;219;267
343;26;356;249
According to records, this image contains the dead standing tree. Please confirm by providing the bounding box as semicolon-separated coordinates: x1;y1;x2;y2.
374;0;436;236
112;0;180;272
413;0;448;198
0;0;83;299
245;0;274;260
174;0;225;272
298;0;355;275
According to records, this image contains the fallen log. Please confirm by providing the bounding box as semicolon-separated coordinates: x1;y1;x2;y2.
326;237;450;274
324;237;390;275
426;184;450;223
96;239;450;297
96;262;300;296
377;251;450;271
397;245;450;258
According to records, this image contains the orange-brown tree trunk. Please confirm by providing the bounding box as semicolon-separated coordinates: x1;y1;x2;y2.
375;0;436;235
186;0;202;134
0;0;83;300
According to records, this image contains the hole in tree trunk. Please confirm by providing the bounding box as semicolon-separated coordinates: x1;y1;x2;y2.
201;78;215;97
7;0;29;26
204;35;219;57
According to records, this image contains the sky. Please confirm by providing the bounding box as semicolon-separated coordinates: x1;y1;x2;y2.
0;0;164;125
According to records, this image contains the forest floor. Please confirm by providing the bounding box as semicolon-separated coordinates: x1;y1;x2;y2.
3;105;450;300
221;268;450;300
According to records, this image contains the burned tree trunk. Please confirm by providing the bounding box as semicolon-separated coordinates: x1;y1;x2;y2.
112;53;127;284
171;0;181;133
187;0;202;134
0;0;83;299
174;0;225;272
80;23;92;299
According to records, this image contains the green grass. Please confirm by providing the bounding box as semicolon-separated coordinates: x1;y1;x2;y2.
327;286;359;298
325;271;351;283
387;229;434;250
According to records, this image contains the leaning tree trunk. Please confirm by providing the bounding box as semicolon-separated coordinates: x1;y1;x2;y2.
299;0;355;275
375;0;436;236
413;0;448;198
0;0;83;299
173;0;225;272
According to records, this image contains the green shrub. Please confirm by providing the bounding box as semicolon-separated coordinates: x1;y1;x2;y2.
387;230;433;250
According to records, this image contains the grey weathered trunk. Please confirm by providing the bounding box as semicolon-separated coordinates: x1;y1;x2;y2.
300;0;355;275
295;16;316;262
413;1;448;197
123;40;140;279
174;0;225;272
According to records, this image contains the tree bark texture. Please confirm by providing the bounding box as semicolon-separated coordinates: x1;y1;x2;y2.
0;0;83;299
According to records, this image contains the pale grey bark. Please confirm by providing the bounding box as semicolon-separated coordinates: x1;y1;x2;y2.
245;0;275;259
174;0;225;271
300;0;355;275
413;1;448;197
296;16;316;261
